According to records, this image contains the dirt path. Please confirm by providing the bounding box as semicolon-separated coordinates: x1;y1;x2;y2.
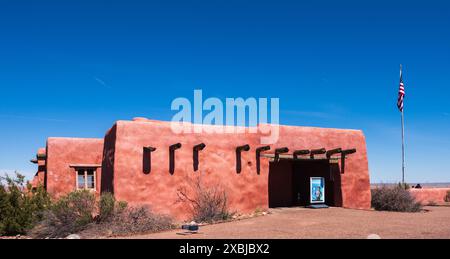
120;206;450;239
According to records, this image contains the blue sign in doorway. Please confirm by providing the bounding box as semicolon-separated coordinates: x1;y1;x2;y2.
310;177;325;204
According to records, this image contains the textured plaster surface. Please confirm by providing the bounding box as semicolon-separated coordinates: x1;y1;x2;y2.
46;138;104;198
102;119;370;220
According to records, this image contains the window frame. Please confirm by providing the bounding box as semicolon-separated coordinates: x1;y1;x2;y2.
75;168;97;191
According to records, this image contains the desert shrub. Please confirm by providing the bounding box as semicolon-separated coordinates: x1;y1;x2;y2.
29;184;52;221
99;192;115;222
32;191;171;238
98;192;127;222
398;182;410;190
0;172;51;236
445;190;450;202
33;190;96;238
177;177;233;223
96;193;172;236
371;186;422;212
103;205;174;235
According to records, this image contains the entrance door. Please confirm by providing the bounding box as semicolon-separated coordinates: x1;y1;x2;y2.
268;159;338;208
292;160;335;206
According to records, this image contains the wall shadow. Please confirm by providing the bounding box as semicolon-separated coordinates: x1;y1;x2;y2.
100;125;117;194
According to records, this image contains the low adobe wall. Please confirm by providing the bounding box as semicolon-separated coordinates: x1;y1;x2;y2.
410;188;450;205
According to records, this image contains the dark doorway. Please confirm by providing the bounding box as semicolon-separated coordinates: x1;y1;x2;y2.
268;159;342;208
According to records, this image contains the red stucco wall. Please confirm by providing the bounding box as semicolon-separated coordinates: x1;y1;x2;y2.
102;119;370;220
105;120;270;219
410;188;450;204
46;138;104;198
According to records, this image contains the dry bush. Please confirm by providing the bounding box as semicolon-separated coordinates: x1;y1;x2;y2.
31;190;96;238
371;186;422;212
397;182;410;190
445;190;450;202
32;191;173;238
95;192;173;236
102;206;174;235
177;177;233;223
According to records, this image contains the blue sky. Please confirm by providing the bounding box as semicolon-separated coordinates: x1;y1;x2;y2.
0;0;449;183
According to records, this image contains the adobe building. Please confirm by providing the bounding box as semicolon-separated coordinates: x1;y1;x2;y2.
31;138;104;197
31;118;371;220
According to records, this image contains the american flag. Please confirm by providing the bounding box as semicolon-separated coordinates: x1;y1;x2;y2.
397;68;405;112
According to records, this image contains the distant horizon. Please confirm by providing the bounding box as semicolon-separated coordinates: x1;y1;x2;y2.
371;182;450;185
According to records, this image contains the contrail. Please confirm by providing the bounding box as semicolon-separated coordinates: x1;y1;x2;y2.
94;76;110;88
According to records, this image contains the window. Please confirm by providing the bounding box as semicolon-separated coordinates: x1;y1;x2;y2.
76;169;96;190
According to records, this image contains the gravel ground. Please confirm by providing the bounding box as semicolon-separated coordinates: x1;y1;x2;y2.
121;206;450;239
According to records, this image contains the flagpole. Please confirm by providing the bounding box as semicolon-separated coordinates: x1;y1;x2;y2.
401;107;405;184
400;64;406;185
